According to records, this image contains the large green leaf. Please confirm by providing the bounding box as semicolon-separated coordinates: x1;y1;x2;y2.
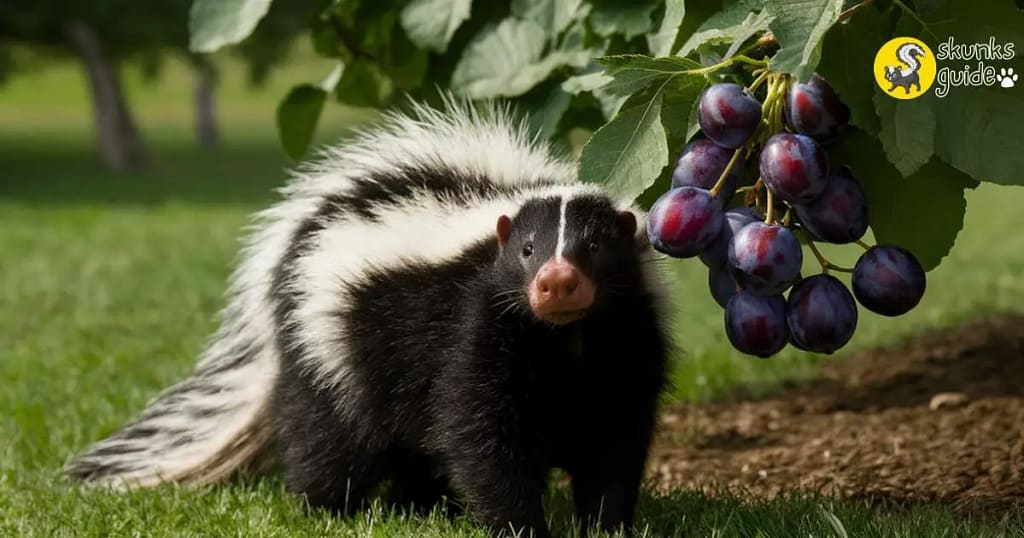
512;0;585;37
189;0;274;53
815;6;889;135
595;55;703;96
932;87;1024;187
676;0;771;57
660;74;709;154
915;1;1024;186
399;0;472;53
874;95;935;177
590;0;659;40
578;88;668;201
766;0;844;82
647;0;686;57
277;84;327;161
450;18;592;98
831;129;977;271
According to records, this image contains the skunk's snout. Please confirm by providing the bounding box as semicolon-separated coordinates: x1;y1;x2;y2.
528;258;595;325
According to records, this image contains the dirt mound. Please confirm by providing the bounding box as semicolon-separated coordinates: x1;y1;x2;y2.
649;316;1024;514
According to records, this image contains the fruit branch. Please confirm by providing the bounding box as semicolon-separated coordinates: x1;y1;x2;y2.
746;70;770;93
806;237;854;274
688;55;769;77
710;149;744;198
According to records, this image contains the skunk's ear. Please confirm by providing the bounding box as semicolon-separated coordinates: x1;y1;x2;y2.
496;215;512;248
616;210;637;238
619;209;650;252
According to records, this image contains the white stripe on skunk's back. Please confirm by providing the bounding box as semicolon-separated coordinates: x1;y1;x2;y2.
289;183;601;390
286;100;576;203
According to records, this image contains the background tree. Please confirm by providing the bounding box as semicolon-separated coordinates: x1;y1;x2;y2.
0;0;309;167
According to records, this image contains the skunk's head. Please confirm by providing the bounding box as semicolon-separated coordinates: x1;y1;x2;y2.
493;191;649;326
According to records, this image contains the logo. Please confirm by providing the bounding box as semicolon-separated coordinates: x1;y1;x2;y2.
996;68;1018;88
874;37;936;99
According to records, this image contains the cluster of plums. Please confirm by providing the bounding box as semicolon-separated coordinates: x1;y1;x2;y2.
647;74;927;357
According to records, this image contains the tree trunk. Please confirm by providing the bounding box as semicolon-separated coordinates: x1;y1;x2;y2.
193;60;220;149
63;21;146;170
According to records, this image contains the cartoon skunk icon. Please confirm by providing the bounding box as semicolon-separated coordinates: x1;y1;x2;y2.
884;42;926;94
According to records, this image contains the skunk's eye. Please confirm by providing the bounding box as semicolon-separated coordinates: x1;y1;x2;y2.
522;242;534;257
588;240;600;252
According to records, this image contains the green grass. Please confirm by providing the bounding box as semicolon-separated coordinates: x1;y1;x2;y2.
3;53;1024;536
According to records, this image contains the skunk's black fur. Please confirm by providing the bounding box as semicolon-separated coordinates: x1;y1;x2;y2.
66;103;670;537
273;189;667;536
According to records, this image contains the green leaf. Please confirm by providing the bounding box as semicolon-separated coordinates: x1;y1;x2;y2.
910;1;1024;186
579;88;669;201
561;72;612;95
647;0;686;57
399;0;472;53
189;0;274;53
676;0;772;57
512;0;585;37
524;84;573;139
590;0;659;40
873;94;935;177
815;6;889;135
766;0;844;82
277;84;327;161
932;87;1024;187
831;129;977;271
660;73;709;153
450;18;592;98
595;54;703;96
334;59;393;108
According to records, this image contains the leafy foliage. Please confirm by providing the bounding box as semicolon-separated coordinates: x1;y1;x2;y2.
187;0;1024;272
189;0;274;52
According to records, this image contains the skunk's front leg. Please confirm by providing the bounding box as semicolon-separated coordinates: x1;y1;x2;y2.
436;362;550;537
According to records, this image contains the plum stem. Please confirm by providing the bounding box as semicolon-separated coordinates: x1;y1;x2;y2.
746;70;770;93
690;55;768;77
710;149;744;198
806;237;855;274
765;188;775;224
744;177;763;207
782;207;793;227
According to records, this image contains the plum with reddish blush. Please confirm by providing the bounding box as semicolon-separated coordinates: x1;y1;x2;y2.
724;292;788;358
671;138;744;201
727;222;802;296
647;187;724;258
786;274;858;354
784;74;850;143
700;207;761;269
698;83;762;149
793;167;868;244
852;245;926;316
759;133;829;204
709;266;738;308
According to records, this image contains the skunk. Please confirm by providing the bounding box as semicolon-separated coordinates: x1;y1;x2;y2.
66;101;672;537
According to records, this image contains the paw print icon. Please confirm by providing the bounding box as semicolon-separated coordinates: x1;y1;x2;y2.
996;67;1018;88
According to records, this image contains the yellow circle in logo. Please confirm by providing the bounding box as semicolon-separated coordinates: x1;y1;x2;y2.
873;37;936;99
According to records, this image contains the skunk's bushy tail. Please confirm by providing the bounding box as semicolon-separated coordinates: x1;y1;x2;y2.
63;193;316;487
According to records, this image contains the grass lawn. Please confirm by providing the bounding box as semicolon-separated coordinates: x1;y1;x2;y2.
2;53;1023;536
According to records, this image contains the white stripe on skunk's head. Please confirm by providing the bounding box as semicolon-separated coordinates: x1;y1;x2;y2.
492;187;652;326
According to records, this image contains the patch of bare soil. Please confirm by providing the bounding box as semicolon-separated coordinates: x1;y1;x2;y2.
648;316;1024;514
